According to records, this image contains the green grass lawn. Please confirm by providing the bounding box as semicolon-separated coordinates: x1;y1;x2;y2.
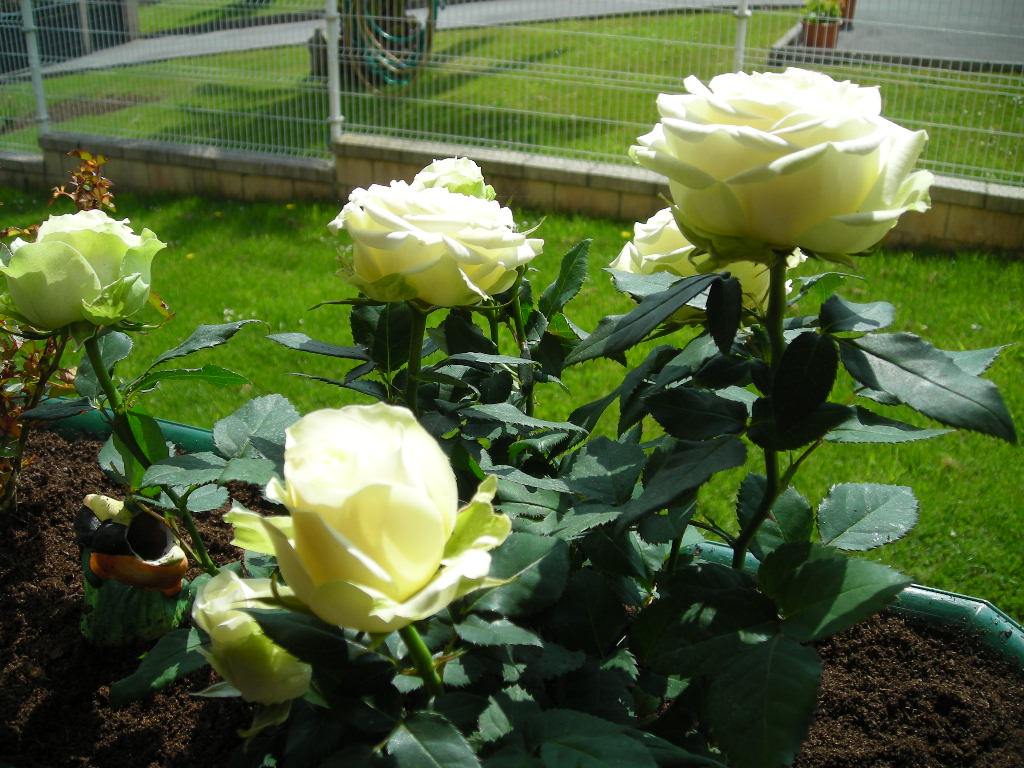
2;185;1022;620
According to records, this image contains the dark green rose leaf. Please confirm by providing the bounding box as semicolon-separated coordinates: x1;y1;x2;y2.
617;437;746;531
944;345;1007;376
562;436;645;505
540;239;590;318
351;303;423;375
839;333;1016;443
748;399;852;451
648;387;748;441
607;268;680;299
771;332;838;429
454;616;543;647
471;533;569;616
706;635;821;768
212;393;299;461
185;484;228;512
141;452;227;489
565;273;718;365
478;686;542;745
825;406;952;443
149;320;260;368
387;711;481;768
20;396;94;421
532;710;658;768
735;474;813;560
464;403;586;436
819;294;895;333
706;274;741;354
266;331;371;361
759;542;912;642
128;365;248;396
629;563;777;677
818;482;919;551
109;627;206;707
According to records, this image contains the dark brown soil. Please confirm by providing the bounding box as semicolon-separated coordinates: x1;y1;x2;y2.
2;430;1023;768
0;430;250;768
795;614;1024;767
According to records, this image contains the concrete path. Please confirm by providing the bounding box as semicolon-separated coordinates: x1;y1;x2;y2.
35;0;1024;76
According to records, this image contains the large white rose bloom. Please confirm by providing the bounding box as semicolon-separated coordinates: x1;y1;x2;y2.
630;68;933;262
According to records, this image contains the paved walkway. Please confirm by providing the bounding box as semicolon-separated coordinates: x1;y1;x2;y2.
37;0;1024;76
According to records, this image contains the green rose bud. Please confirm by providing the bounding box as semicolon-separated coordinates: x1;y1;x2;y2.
0;210;165;331
192;570;311;705
242;403;511;634
630;67;933;263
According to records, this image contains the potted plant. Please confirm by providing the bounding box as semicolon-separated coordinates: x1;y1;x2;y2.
803;0;841;48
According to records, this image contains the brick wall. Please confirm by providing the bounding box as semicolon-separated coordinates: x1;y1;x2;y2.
1;131;1020;254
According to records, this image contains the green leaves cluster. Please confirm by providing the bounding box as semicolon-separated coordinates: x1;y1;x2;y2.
109;245;1015;768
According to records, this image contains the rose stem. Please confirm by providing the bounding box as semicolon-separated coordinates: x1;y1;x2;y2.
83;334;219;575
0;332;69;514
399;623;444;697
731;253;790;570
404;303;429;417
507;271;535;417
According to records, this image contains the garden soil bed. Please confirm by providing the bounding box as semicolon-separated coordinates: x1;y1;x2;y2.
2;430;1023;768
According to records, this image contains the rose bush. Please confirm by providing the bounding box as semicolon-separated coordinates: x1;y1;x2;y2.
0;209;165;331
233;403;511;634
629;67;933;263
192;570;311;705
329;159;542;307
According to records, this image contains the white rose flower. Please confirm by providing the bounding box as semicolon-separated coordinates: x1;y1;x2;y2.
0;209;165;331
629;68;933;262
241;403;511;634
329;164;542;307
192;571;311;705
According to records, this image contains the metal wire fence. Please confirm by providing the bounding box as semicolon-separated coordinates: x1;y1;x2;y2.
2;0;1022;185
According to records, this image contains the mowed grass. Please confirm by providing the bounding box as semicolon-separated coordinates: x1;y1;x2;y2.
1;186;1022;620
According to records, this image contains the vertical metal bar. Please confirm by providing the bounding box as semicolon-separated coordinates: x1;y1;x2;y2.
20;0;49;135
325;0;344;144
733;0;751;73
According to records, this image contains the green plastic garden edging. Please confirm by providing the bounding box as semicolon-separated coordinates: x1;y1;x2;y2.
689;539;1024;669
45;406;1024;670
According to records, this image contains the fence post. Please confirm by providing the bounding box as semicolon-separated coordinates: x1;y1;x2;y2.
325;0;344;144
20;0;49;135
733;0;752;73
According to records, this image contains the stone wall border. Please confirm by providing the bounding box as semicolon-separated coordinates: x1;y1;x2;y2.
0;131;1019;254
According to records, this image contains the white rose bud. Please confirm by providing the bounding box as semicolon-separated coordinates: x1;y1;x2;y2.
411;157;496;200
329;161;542;307
192;571;311;705
251;403;511;634
630;68;933;262
0;210;165;331
611;208;775;317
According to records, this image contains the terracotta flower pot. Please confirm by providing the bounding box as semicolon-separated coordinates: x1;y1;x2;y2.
802;19;840;48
